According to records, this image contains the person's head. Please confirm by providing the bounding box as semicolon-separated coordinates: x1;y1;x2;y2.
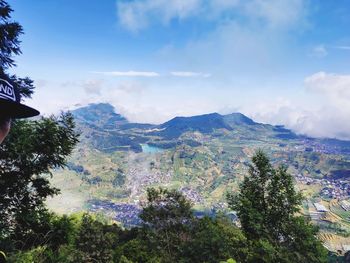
0;75;39;143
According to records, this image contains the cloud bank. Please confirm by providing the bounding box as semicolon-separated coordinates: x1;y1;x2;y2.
82;79;104;95
117;0;202;32
93;71;160;77
28;1;350;140
244;72;350;140
117;0;306;32
31;71;350;140
170;71;211;78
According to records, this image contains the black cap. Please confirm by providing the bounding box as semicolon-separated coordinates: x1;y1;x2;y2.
0;74;40;118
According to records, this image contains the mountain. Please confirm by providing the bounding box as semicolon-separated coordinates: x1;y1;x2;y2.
71;103;350;156
48;102;350;247
71;104;268;150
223;112;257;126
68;104;350;184
158;113;233;139
72;103;128;130
72;103;145;152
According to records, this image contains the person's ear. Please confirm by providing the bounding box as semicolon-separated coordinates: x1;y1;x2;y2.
0;118;11;144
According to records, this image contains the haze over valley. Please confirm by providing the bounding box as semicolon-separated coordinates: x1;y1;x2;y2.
5;0;350;260
46;102;350;253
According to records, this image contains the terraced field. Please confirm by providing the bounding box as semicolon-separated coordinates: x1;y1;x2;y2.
47;103;350;252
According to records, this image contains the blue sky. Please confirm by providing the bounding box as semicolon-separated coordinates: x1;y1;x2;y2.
8;0;350;139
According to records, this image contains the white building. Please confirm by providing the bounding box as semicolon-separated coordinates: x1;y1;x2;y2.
314;203;328;212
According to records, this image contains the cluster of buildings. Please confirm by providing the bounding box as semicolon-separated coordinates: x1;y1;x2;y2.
88;200;142;226
127;167;172;199
296;174;350;199
340;200;350;211
300;139;350;155
180;187;203;204
319;180;350;199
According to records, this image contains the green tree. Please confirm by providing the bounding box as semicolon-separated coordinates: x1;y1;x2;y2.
115;238;161;263
0;0;35;98
220;259;237;263
183;216;247;263
74;214;119;263
0;0;22;69
227;150;327;263
139;187;193;262
0;114;79;251
0;0;79;254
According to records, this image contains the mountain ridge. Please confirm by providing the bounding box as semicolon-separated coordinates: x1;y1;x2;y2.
71;103;350;154
72;103;129;130
73;103;266;131
50;102;350;246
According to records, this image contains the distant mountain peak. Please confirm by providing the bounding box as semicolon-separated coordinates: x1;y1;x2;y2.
72;103;128;129
158;112;232;139
76;103;117;114
168;112;222;122
223;112;256;126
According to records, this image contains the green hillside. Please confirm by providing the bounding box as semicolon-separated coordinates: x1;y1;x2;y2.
48;103;350;253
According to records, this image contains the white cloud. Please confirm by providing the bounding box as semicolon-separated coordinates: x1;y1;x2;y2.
305;71;350;109
150;0;309;84
101;81;219;124
171;71;211;77
92;70;213;78
241;97;304;128
31;71;350;140
82;79;104;95
25;85;99;117
242;72;350;140
113;0;314;136
58;79;105;95
93;71;160;77
244;0;306;29
116;0;307;32
115;81;147;94
310;45;328;58
209;0;240;10
117;0;202;32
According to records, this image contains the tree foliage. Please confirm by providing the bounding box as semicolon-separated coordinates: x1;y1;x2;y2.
0;0;34;98
0;0;22;70
74;214;119;263
0;114;79;251
183;216;247;263
0;0;80;257
0;4;331;262
139;187;194;261
227;150;328;263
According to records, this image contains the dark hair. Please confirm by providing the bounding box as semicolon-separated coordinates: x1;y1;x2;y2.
0;114;11;128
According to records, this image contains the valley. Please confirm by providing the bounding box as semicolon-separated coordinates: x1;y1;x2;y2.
47;103;350;252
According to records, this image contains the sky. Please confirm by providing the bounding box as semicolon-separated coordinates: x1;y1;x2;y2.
7;0;350;140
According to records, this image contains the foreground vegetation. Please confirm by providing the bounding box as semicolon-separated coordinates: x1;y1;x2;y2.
0;1;343;262
1;143;329;262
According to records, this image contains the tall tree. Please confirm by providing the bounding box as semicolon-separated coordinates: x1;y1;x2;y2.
0;114;79;251
0;0;34;98
139;187;194;262
74;214;119;263
227;150;327;263
0;0;79;253
182;216;247;263
0;0;22;70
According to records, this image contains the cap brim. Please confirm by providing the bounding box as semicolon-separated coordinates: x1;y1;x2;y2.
0;99;40;118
